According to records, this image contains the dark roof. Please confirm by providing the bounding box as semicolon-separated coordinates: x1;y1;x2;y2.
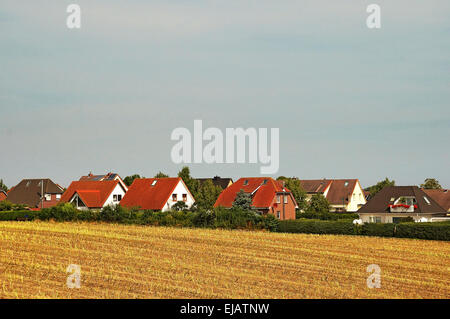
299;179;332;193
7;179;64;208
80;172;119;182
196;176;233;190
422;189;450;211
357;186;446;214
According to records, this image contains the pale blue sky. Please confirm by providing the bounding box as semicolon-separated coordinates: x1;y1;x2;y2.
1;0;449;189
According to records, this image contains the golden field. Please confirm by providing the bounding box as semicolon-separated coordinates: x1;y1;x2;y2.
0;221;449;299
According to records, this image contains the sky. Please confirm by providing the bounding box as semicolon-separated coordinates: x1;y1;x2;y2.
0;0;449;189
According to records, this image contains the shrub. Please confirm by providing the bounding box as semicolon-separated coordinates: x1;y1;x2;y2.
396;222;450;241
278;219;356;235
38;203;78;222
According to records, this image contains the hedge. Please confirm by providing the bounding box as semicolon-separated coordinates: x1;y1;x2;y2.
0;210;37;221
278;219;450;241
297;212;359;221
278;219;357;235
396;222;450;241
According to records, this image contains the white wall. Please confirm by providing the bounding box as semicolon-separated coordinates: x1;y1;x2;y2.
346;182;366;212
104;183;127;207
162;181;195;212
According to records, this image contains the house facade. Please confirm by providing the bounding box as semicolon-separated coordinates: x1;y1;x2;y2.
357;186;448;223
120;177;195;212
214;177;297;220
60;180;127;210
6;179;64;209
299;179;366;212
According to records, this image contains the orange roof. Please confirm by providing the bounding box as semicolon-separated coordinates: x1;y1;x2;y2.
120;178;186;210
0;191;7;201
214;177;294;208
60;180;120;208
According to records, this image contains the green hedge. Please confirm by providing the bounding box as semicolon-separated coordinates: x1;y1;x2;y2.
396;223;450;241
278;219;450;241
360;223;396;237
278;219;356;235
297;212;359;221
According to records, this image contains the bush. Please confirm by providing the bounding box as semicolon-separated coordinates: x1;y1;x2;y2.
278;219;356;235
0;200;27;211
396;222;450;241
38;203;78;222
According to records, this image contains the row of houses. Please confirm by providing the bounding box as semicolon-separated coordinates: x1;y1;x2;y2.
2;172;449;223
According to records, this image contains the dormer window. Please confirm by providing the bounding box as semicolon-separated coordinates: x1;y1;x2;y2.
424;196;431;205
344;181;349;187
151;180;157;186
243;180;249;186
262;179;268;185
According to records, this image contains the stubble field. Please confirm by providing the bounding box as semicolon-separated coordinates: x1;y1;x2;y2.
0;221;448;298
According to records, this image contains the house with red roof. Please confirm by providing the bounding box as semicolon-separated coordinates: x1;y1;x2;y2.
299;179;366;212
120;177;195;211
214;177;297;220
0;190;7;202
60;180;127;210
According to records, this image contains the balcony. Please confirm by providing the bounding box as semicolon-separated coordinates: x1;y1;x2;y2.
388;204;417;213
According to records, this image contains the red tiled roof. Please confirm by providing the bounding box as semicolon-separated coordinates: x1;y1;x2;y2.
214;177;293;208
60;180;119;208
120;178;185;210
422;189;450;212
0;191;7;201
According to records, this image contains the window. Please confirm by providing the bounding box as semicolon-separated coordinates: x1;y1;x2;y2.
369;216;382;223
344;181;349;187
276;211;281;219
182;194;187;202
44;194;51;201
262;179;268;185
113;195;119;202
284;195;288;204
117;195;122;201
151;180;157;186
172;194;177;201
276;195;281;203
56;194;61;200
243;180;249;186
352;194;356;200
424;196;431;205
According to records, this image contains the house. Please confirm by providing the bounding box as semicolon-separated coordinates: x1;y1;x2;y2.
357;186;448;223
196;176;233;190
299;179;366;212
422;189;450;212
79;172;128;191
120;178;195;211
214;177;297;220
0;190;7;202
6;179;64;209
60;180;127;210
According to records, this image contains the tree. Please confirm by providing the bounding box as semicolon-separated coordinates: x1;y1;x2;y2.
177;166;200;198
154;171;169;178
277;177;308;211
365;178;395;196
306;194;330;214
0;179;8;192
196;180;223;210
232;189;252;211
123;174;141;187
420;178;442;190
